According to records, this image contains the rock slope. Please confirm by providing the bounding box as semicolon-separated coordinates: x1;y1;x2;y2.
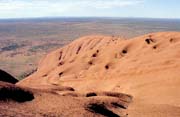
16;32;180;116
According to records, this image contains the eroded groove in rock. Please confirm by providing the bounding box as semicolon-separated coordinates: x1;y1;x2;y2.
86;103;120;117
86;92;97;97
59;51;63;60
76;46;82;54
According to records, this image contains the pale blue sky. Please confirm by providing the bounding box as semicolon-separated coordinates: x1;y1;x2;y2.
0;0;179;19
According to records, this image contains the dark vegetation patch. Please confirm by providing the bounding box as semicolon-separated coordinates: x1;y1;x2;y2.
0;83;34;102
0;69;18;84
86;103;119;117
86;92;97;97
9;52;23;57
29;43;64;52
0;43;25;52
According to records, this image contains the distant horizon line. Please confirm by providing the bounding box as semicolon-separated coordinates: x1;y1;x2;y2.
0;16;180;20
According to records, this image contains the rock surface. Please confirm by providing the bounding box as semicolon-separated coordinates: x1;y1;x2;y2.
2;32;180;116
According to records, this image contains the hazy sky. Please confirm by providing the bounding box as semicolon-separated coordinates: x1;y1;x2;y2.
0;0;179;19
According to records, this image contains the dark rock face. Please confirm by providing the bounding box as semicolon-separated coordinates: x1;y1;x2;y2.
86;103;120;117
0;82;34;102
0;69;18;84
